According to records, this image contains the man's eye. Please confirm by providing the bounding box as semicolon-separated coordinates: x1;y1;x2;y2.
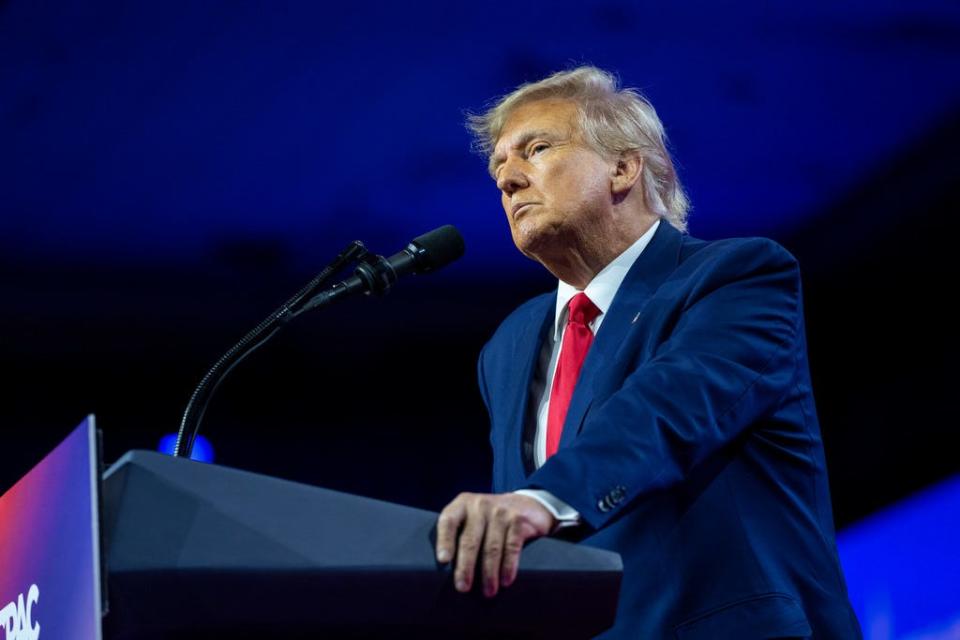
530;143;549;155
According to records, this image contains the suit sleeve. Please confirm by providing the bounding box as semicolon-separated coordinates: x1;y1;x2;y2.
525;239;803;530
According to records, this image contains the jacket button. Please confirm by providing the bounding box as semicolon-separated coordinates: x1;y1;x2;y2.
597;497;612;513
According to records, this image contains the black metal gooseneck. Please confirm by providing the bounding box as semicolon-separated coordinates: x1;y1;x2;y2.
172;240;368;459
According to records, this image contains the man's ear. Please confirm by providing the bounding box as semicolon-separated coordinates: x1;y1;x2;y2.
611;151;643;196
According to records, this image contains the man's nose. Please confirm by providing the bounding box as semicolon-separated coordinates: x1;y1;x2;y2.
496;161;529;195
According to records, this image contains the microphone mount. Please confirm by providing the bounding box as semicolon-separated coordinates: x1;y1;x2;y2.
172;226;464;459
172;239;368;459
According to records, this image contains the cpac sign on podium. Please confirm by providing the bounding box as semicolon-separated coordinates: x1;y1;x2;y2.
0;417;104;640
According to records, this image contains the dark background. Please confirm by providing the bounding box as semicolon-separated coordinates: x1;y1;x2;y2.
2;1;958;533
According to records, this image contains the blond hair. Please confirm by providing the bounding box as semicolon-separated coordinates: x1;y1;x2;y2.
467;66;690;232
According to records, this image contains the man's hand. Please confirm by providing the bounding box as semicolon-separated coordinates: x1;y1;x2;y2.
435;492;556;598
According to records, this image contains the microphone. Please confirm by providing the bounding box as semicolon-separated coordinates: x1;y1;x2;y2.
298;225;465;312
174;225;464;458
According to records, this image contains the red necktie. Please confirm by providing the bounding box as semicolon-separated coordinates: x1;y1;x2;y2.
546;292;601;459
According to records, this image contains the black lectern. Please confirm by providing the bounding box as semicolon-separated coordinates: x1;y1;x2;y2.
102;451;622;638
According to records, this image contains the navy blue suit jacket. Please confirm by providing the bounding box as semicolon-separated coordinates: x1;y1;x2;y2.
478;221;861;638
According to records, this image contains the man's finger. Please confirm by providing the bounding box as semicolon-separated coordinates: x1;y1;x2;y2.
435;497;466;564
480;506;510;597
500;520;528;588
454;500;487;593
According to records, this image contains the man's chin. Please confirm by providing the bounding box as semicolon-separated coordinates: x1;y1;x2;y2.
514;238;569;274
510;218;560;254
511;230;551;262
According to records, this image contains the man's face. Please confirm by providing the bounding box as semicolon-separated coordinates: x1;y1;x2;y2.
490;99;615;261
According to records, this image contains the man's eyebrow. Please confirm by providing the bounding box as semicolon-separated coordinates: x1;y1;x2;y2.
488;129;559;177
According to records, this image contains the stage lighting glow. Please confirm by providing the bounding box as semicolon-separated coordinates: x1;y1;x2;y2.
838;474;960;639
157;434;214;463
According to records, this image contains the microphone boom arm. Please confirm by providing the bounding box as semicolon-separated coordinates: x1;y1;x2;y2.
172;224;464;459
172;240;368;458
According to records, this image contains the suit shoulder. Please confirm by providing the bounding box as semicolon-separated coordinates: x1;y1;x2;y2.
679;233;799;273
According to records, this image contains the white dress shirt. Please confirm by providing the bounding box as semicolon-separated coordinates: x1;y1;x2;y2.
515;219;660;527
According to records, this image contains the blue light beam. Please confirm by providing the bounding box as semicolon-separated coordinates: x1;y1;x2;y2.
157;433;215;463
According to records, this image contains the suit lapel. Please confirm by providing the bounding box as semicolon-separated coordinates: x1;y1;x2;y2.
500;294;554;487
557;221;685;450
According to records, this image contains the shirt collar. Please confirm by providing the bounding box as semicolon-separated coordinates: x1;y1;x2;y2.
553;218;660;341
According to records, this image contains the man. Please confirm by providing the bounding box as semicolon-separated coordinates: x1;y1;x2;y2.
435;66;861;638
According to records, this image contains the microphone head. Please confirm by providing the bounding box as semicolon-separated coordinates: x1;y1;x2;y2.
408;225;465;272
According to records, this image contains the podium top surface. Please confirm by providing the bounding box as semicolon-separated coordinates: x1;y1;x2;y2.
101;450;623;638
103;450;623;573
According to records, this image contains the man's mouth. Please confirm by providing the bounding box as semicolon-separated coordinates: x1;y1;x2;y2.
512;202;539;218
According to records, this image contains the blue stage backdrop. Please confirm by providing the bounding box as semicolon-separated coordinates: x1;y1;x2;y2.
1;2;958;636
2;1;959;271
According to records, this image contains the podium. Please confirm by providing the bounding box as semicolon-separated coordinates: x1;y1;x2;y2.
102;450;623;638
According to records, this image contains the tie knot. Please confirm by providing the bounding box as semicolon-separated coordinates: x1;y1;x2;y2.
567;292;601;327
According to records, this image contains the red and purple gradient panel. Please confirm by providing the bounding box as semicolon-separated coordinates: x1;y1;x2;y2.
0;417;101;639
